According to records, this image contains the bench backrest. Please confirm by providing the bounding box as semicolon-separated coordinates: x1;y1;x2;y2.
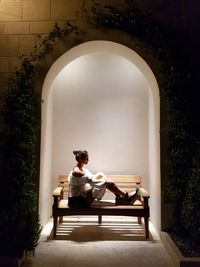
107;175;142;192
57;174;142;193
58;175;69;192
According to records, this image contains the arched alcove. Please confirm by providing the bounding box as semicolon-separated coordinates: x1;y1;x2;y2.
52;53;149;184
39;40;160;232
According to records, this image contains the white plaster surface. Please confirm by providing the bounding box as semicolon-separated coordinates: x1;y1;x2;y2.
52;53;149;185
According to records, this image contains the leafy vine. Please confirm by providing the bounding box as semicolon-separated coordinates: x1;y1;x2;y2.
0;21;79;256
0;1;199;256
80;0;199;242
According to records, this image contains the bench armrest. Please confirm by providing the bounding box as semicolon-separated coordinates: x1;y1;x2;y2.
53;186;64;209
140;188;150;198
53;186;63;197
139;188;150;210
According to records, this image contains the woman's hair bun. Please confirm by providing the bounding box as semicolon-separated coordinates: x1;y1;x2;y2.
73;150;88;161
73;150;78;155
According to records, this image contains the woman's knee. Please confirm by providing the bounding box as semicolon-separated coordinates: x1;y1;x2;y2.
86;189;94;204
106;181;116;190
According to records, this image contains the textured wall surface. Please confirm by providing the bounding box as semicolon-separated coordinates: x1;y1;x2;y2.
0;1;62;89
0;0;124;86
0;0;198;92
0;0;104;91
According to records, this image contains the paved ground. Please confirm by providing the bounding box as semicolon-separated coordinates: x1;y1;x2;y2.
22;217;175;267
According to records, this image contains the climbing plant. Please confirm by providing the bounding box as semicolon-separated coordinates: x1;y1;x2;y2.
0;0;199;257
80;0;199;244
0;21;79;256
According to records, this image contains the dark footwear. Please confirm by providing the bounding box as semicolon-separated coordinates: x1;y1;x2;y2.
115;192;129;205
123;192;129;200
115;190;141;205
128;188;141;204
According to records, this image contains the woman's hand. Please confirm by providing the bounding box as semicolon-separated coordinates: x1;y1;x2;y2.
93;172;106;180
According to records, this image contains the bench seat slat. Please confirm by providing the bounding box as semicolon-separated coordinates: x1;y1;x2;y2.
58;199;143;209
54;208;149;218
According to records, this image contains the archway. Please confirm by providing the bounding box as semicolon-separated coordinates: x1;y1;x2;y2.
39;40;160;232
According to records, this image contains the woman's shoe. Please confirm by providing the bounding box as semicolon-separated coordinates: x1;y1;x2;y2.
128;188;141;204
115;190;141;205
115;192;129;205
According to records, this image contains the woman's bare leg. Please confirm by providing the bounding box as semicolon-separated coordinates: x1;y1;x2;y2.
92;173;138;200
92;173;126;196
105;178;126;197
85;188;95;204
105;177;139;200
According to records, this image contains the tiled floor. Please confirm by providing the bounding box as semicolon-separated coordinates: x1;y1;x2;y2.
22;217;175;267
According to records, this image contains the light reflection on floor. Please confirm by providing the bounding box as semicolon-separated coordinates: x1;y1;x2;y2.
45;216;153;242
22;217;175;267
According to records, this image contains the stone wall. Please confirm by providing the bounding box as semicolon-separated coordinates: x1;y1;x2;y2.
0;0;198;92
0;0;73;91
0;0;119;92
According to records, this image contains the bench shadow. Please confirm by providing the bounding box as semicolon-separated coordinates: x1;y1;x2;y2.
49;221;153;242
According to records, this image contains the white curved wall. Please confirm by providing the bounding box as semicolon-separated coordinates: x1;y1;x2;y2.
52;54;149;188
40;41;160;232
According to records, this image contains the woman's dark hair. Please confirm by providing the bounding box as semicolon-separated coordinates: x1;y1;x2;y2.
73;150;88;162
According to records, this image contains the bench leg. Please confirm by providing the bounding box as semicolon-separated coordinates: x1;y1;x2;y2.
53;216;58;238
98;215;102;224
137;217;142;224
144;216;149;239
59;216;63;223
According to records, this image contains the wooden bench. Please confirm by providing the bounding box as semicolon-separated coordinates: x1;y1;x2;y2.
52;175;150;238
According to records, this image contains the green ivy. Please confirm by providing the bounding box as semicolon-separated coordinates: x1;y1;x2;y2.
0;1;198;254
0;21;79;256
81;0;199;242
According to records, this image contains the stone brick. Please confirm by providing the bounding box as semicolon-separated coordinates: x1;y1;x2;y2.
4;22;29;34
19;34;35;55
23;0;50;21
0;73;10;93
0;1;23;21
0;23;4;34
30;21;55;34
51;0;82;20
0;57;19;73
110;0;126;8
0;35;19;57
0;57;12;73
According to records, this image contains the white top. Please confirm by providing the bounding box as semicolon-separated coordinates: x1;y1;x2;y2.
68;168;106;200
